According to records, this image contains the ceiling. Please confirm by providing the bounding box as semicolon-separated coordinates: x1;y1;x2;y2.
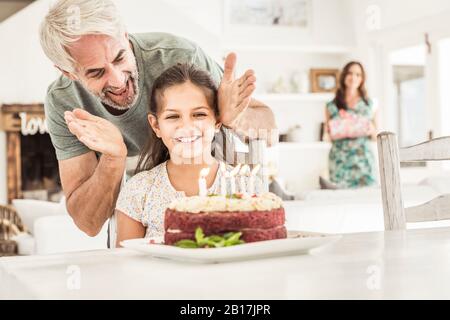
0;0;35;23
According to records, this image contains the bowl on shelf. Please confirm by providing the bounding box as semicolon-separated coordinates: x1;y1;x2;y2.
286;125;303;142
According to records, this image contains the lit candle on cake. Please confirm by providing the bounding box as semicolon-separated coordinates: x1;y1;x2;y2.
239;165;250;195
249;164;261;196
229;164;241;195
220;162;227;197
198;167;210;197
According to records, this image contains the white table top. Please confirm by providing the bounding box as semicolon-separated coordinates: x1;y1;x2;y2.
2;227;450;299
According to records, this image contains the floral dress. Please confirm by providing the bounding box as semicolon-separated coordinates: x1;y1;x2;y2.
326;99;377;188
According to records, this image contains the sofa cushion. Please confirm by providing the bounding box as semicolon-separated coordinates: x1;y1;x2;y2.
10;233;35;255
34;215;108;254
12;198;67;235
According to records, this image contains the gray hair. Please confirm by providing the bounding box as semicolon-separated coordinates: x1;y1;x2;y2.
39;0;126;73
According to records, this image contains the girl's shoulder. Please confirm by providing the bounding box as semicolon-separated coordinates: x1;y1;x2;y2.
125;162;167;187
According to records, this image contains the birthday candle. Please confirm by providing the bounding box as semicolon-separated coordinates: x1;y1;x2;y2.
229;164;241;195
220;163;227;197
239;165;250;195
198;167;210;197
249;164;261;196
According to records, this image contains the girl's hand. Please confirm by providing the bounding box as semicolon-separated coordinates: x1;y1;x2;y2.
64;108;127;159
218;53;256;128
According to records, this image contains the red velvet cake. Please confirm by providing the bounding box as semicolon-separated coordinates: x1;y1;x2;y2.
164;193;286;247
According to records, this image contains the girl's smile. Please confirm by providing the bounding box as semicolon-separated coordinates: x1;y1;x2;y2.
173;135;202;144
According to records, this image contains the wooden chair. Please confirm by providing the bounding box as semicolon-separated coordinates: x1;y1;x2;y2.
377;132;450;230
0;205;25;256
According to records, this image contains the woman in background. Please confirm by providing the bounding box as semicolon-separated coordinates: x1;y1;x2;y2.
324;61;377;189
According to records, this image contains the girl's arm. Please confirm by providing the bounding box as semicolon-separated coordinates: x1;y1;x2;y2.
115;209;146;247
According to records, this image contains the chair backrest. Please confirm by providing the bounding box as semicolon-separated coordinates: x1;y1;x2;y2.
0;205;24;240
377;132;450;230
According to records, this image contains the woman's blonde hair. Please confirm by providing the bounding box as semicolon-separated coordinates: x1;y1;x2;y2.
39;0;126;73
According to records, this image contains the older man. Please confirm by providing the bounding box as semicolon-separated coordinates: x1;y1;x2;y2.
40;0;276;237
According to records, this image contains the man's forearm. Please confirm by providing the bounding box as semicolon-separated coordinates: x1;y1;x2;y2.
231;98;278;146
66;155;125;237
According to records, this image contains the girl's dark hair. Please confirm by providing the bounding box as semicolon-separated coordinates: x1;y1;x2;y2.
135;63;219;174
334;61;369;110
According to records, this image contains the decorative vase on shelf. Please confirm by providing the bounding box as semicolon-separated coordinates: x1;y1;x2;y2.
299;70;310;94
286;125;302;142
290;71;301;93
269;76;289;94
290;70;309;94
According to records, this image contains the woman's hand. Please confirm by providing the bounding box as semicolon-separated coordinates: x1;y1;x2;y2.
64;108;128;160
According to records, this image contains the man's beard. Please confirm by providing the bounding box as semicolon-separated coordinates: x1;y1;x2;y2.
97;70;140;111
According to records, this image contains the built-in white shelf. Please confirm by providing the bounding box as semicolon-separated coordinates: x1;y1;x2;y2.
222;44;354;54
255;93;334;103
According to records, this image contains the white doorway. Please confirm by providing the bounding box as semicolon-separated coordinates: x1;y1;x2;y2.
389;45;429;147
439;38;450;136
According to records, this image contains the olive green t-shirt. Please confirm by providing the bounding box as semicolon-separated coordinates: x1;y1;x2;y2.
44;32;234;172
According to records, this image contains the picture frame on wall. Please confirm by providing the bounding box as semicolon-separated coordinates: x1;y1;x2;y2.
223;0;313;40
310;69;340;93
225;0;312;28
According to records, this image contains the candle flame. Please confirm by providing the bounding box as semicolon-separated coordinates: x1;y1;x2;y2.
251;164;261;175
200;167;210;177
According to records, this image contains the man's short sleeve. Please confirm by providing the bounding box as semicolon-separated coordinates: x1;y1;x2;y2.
191;45;224;88
44;93;91;161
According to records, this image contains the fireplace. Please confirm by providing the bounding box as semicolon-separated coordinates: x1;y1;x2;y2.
0;104;62;204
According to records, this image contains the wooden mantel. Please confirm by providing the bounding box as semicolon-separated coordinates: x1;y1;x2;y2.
0;104;45;203
0;104;45;133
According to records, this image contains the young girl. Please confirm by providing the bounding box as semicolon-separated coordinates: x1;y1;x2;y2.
115;63;261;246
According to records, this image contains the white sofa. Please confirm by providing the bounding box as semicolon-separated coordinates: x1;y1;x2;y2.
11;198;108;255
282;176;450;234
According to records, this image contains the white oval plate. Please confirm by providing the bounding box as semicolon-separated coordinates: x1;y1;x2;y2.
120;231;342;263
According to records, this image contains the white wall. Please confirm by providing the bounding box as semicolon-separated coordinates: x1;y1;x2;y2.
350;0;450;134
0;0;33;23
0;131;6;205
353;0;450;30
114;0;221;59
439;38;450;136
222;0;355;47
0;0;58;104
